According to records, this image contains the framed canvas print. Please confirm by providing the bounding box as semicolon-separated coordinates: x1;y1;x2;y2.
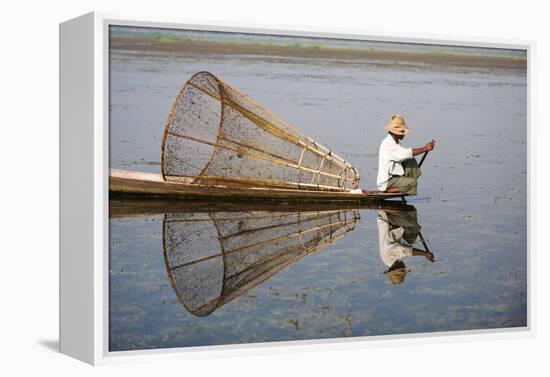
60;12;532;365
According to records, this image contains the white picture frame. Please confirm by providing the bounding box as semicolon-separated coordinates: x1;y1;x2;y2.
59;11;534;365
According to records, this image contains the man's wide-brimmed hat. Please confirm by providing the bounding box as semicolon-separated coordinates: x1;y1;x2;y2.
384;260;410;285
385;115;410;135
385;267;409;285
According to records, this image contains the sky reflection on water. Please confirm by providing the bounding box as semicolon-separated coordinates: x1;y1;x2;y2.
109;199;526;351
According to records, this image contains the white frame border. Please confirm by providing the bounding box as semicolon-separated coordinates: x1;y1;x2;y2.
77;11;534;365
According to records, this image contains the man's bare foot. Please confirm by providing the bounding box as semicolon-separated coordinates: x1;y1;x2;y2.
385;188;402;193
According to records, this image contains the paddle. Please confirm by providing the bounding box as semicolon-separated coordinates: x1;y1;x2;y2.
418;140;435;168
418;231;431;253
418;151;429;168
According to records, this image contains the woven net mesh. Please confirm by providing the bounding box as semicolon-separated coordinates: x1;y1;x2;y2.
161;71;360;191
163;208;360;316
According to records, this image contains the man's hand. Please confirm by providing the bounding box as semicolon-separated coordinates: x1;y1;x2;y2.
425;251;435;263
425;139;436;152
413;140;436;156
412;248;436;262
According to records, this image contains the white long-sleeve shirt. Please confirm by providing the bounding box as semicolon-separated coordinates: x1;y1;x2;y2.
376;134;413;191
376;211;413;268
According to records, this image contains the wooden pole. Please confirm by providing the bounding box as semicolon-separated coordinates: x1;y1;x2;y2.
418;151;429;168
418;231;431;253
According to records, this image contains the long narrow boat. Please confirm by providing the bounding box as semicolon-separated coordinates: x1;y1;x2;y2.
110;168;406;203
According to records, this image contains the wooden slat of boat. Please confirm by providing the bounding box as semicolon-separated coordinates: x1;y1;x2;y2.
109;168;406;202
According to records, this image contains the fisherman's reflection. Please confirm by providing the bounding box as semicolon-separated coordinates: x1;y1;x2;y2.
376;207;434;285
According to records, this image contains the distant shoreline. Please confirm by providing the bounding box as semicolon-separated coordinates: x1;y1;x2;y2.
110;35;527;70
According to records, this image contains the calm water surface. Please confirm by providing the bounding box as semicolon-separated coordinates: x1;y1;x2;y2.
109;43;527;351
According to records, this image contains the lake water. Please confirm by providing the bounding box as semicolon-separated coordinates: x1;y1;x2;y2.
109;38;527;351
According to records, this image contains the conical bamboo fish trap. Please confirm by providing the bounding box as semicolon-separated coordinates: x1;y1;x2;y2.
163;208;360;317
161;71;360;192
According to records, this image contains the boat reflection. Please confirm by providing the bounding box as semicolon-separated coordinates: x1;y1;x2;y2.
110;199;433;316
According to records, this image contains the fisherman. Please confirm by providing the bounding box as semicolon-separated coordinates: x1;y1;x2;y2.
376;208;434;285
377;115;435;195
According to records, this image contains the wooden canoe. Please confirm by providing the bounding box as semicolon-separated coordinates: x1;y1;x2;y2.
109;168;407;203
